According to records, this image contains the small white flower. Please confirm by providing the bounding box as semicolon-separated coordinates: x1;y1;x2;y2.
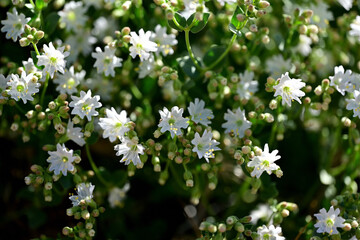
188;98;214;126
181;0;208;19
266;55;293;79
22;58;42;77
250;204;273;224
7;72;40;104
58;1;88;32
47;143;76;176
92;16;117;40
92;46;123;77
84;74;115;102
1;8;30;42
129;29;158;61
66;29;96;64
296;34;312;56
108;183;130;208
273;72;305;107
69;90;102;121
54;66;85;95
0;74;10;100
222;108;251;138
151;25;178;56
216;0;237;6
158;106;189;138
138;55;156;79
329;65;353;96
191;130;220;162
257;225;285;240
82;0;103;9
314;206;345;235
247;144;281;178
69;182;95;206
237;70;258;100
99;107;131;142
310;2;334;29
114;137;145;166
66;120;85;146
346;90;360;118
338;0;353;10
350;16;360;41
37;42;70;79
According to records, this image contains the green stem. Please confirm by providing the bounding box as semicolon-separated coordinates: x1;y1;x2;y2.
85;144;110;187
32;42;40;56
204;34;237;71
184;29;203;71
40;74;49;107
130;82;142;100
29;0;35;8
14;103;26;115
169;161;188;191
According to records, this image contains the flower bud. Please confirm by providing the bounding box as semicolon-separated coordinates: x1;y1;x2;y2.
34;31;44;40
259;1;270;8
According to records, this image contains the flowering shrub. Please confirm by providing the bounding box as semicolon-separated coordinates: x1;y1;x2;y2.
1;0;360;239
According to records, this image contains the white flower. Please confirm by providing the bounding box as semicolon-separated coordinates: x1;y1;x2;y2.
346;90;360;118
58;1;88;32
158;106;189;138
69;182;95;206
138;55;156;79
296;34;312;57
216;0;237;6
338;0;353;10
92;16;117;40
151;25;178;56
22;58;42;77
54;66;85;95
99;107;131;142
247;144;281;178
84;74;115;102
266;55;293;79
0;74;10;100
7;72;40;104
114;137;145;166
191;130;220;162
250;204;273;224
222;108;251;138
92;46;123;77
108;183;130;208
314;206;345;235
350;16;360;41
1;8;30;42
310;2;334;29
37;42;70;79
188;98;214;126
65;29;96;64
47;143;76;176
257;225;285;240
237;70;258;100
273;72;305;107
129;29;158;61
329;65;353;96
181;0;208;19
69;90;102;121
66;120;85;146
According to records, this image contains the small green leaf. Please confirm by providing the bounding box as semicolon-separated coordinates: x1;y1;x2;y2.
178;56;201;79
190;13;210;33
35;0;45;10
168;19;183;32
229;6;246;35
186;13;195;26
30;51;39;66
44;12;60;35
174;12;187;28
203;45;226;67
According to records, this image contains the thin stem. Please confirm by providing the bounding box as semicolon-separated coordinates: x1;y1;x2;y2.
32;42;40;56
130;82;142;100
184;29;203;71
85;144;110;187
204;34;237;71
40;74;49;107
29;0;35;8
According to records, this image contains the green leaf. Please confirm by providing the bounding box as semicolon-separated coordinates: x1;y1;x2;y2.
186;13;195;26
177;56;201;79
203;45;226;67
229;6;245;36
174;12;187;28
30;51;38;66
168;19;183;32
190;13;210;33
44;12;60;35
35;0;45;10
